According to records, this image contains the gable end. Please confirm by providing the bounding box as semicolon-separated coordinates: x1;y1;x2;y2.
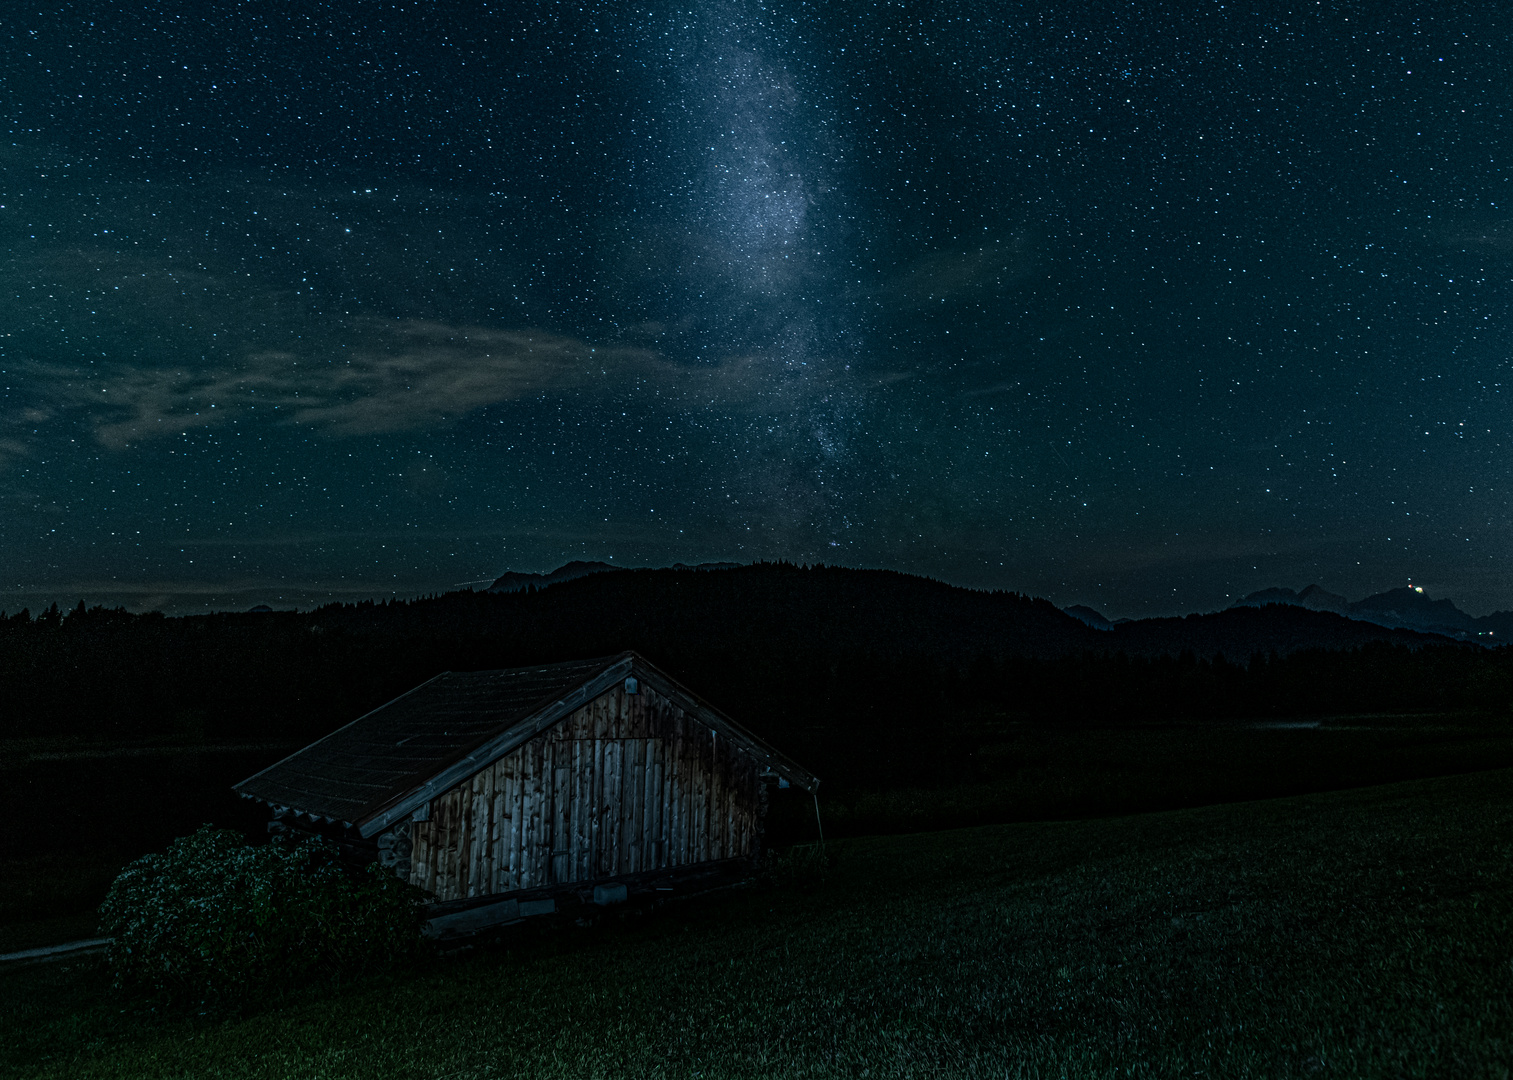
356;655;634;836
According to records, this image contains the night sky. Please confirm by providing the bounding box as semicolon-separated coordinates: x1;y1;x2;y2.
2;1;1508;617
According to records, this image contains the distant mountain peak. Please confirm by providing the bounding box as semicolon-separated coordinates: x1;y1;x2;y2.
1295;584;1350;613
1233;583;1512;641
487;561;620;593
1355;586;1458;611
1063;604;1115;631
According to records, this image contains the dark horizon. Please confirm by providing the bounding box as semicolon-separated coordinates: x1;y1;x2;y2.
2;558;1507;628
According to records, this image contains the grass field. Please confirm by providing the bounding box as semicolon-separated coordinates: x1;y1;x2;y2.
788;713;1513;840
0;741;289;954
7;714;1513;956
3;766;1510;1079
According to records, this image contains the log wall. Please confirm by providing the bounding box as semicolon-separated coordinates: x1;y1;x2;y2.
408;683;764;902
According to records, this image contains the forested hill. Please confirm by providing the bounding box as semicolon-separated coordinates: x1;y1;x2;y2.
0;563;1499;779
324;562;1099;661
312;563;1450;661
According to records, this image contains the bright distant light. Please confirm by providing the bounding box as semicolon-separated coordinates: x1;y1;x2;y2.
1413;586;1424;593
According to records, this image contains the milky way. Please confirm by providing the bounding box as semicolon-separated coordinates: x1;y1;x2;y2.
1;1;1508;616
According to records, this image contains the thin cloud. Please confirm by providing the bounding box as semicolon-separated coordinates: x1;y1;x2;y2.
34;320;659;446
286;321;659;435
0;404;48;471
28;317;865;448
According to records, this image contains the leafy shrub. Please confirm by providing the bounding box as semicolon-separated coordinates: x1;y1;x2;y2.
99;825;425;1009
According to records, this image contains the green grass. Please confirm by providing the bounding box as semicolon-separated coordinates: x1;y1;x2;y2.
7;715;1513;955
0;741;293;952
4;768;1511;1079
774;712;1513;840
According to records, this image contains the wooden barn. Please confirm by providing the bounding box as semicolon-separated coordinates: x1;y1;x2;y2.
235;651;818;934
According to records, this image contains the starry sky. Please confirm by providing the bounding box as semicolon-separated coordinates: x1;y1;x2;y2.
2;0;1509;617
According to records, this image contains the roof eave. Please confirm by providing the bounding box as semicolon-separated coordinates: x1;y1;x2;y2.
232;669;452;802
236;791;355;830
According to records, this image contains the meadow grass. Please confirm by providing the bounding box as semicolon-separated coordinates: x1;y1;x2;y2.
6;714;1513;955
3;767;1510;1079
788;715;1513;840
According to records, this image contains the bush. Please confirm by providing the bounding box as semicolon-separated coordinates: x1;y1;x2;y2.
98;825;425;1009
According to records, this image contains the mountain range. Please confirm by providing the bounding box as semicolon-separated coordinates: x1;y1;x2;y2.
1226;585;1511;642
477;562;1463;659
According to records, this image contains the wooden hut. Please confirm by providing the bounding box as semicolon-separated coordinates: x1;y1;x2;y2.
235;651;818;934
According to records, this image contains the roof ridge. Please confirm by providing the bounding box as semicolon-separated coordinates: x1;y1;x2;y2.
234;648;817;838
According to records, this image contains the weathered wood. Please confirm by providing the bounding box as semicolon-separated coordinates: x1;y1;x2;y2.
551;743;570;885
488;762;505;893
408;682;773;901
460;783;474;898
654;734;667;865
507;750;523;892
627;736;645;874
574;698;587;741
520;737;538;890
647;734;664;869
411;811;429;893
691;717;702;863
669;712;685;867
609;736;624;875
464;776;480;897
479;765;495;894
430;793;447;899
566;738;581;884
514;743;528;892
471;769;490;897
427;795;444;899
683;710;697;867
417;811;432;894
710;731;723;862
447;788;465;902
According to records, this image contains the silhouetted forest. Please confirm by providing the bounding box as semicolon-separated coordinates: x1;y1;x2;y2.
2;564;1507;791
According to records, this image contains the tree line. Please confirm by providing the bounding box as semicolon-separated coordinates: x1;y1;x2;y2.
2;563;1507;792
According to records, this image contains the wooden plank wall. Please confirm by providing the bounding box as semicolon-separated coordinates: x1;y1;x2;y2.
409;683;764;902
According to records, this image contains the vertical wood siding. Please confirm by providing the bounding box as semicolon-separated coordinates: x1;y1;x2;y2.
410;684;765;902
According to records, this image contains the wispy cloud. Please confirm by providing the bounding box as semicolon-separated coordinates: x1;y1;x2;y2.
31;320;661;446
1436;222;1513;253
0;403;50;472
1408;211;1513;255
25;317;872;448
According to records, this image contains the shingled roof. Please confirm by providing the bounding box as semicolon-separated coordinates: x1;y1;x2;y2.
235;651;818;837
